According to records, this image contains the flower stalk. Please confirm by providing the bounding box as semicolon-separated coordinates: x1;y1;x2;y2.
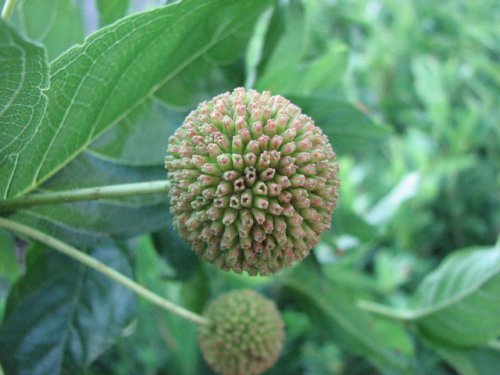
0;217;211;327
0;180;170;211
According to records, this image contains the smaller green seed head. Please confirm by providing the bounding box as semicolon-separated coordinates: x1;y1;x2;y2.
199;290;284;375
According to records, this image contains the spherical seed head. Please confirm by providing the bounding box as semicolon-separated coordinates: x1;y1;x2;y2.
165;87;339;275
198;290;284;375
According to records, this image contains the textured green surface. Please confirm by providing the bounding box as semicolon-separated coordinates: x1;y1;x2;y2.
165;88;340;275
199;289;284;375
0;20;48;179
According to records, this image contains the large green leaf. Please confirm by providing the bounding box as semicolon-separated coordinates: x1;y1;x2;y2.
0;244;136;375
0;20;48;175
10;152;168;247
152;8;252;110
412;245;500;347
89;98;186;166
0;0;271;199
12;0;84;60
12;199;168;247
282;263;412;375
290;96;391;155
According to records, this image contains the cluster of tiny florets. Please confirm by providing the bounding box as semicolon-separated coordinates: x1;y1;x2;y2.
198;290;284;375
165;88;339;275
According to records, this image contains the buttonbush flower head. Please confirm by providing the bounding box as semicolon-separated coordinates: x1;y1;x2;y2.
165;88;339;275
198;289;284;375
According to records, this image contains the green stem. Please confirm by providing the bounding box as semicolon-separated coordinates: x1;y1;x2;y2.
0;217;211;327
1;0;17;20
0;180;170;210
357;300;416;321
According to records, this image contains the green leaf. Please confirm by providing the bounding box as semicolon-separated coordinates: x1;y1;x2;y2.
96;0;129;26
365;171;421;226
12;0;85;61
255;3;347;97
282;263;412;375
181;263;210;314
10;152;168;247
425;339;500;375
89;98;186;166
88;236;174;374
133;237;200;375
152;221;199;281
412;245;500;347
256;1;307;93
244;7;273;87
412;56;449;127
0;229;19;322
0;229;19;283
154;62;242;109
153;9;255;110
252;1;285;80
331;203;378;242
0;244;136;375
0;0;271;199
289;95;391;155
292;42;348;96
0;20;48;176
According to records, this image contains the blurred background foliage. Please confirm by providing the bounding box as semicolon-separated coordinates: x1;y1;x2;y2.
0;0;499;374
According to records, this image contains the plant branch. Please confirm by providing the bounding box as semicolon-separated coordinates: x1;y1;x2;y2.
357;300;416;321
1;0;17;20
0;217;211;327
0;180;170;210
